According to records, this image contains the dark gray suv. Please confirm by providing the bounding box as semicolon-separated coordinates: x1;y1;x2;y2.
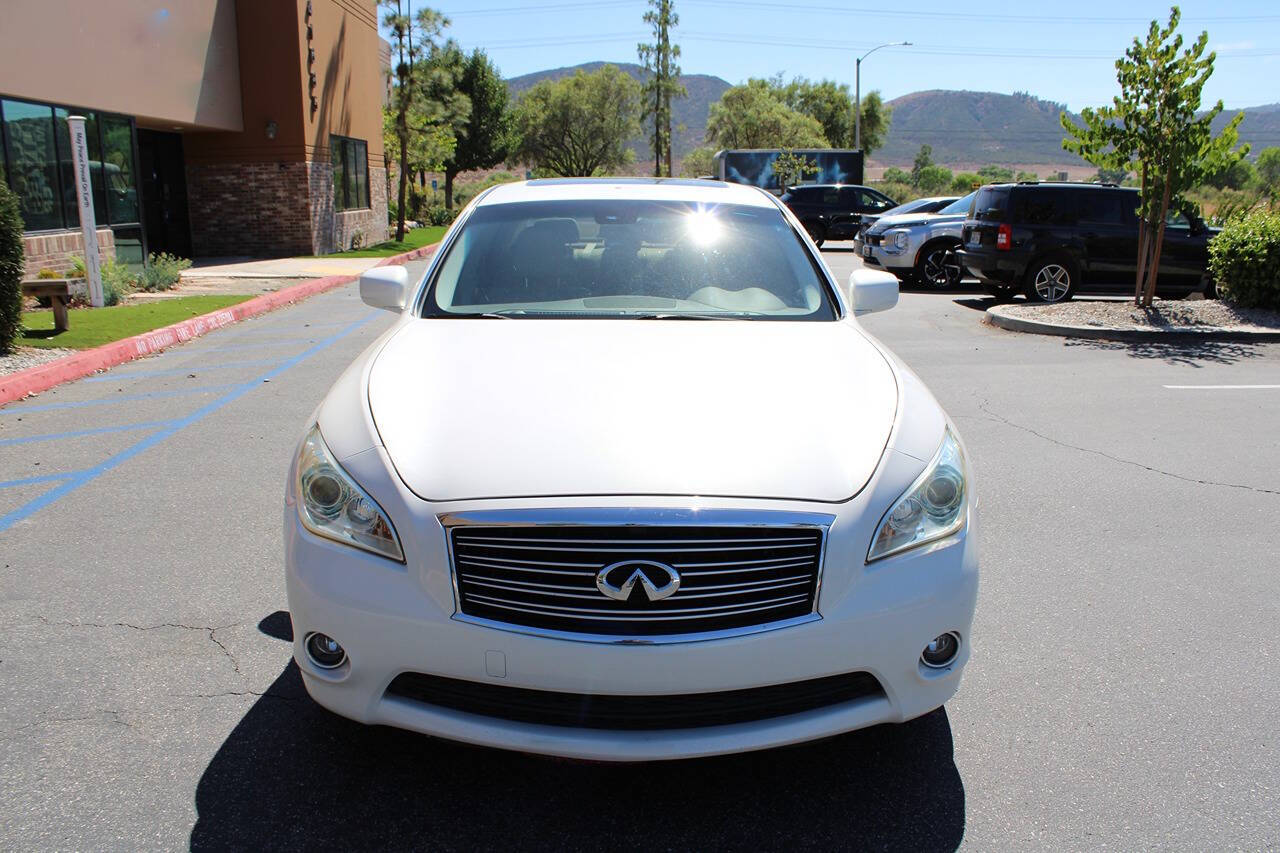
781;184;897;247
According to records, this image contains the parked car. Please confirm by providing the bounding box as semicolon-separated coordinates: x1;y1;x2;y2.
285;178;980;761
780;183;898;246
857;195;959;235
957;182;1217;302
855;192;977;288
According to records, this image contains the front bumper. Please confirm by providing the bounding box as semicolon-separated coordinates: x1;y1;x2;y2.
283;448;980;761
855;235;916;276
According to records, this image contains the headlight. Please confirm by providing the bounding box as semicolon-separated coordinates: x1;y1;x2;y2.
295;424;404;561
892;230;910;250
868;428;967;561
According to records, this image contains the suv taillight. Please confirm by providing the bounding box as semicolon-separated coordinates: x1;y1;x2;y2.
996;223;1012;251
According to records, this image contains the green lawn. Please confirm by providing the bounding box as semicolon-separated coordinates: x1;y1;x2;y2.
21;295;253;349
309;225;446;258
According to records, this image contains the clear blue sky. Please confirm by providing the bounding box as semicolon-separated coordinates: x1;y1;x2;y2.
382;0;1280;111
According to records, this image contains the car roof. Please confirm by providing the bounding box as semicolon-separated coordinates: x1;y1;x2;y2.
478;177;777;208
789;183;873;190
991;182;1135;191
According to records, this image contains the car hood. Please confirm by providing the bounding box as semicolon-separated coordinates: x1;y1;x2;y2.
868;211;965;233
367;319;899;502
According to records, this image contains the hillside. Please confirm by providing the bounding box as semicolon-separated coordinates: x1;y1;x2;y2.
504;65;1280;170
506;62;730;163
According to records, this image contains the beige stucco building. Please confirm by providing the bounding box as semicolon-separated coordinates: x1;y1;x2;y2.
0;0;387;273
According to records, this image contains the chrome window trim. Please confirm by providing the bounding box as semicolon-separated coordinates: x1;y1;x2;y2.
437;508;834;645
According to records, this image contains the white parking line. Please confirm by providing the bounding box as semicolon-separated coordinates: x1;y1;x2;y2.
1163;384;1280;390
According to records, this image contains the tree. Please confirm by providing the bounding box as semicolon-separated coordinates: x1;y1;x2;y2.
637;0;686;177
911;145;933;185
754;77;892;155
951;172;982;193
439;49;511;209
512;66;642;176
883;166;912;184
706;81;828;149
381;3;456;242
977;165;1014;183
855;91;892;157
772;150;819;190
680;145;717;178
1015;170;1040;182
0;172;23;355
914;165;953;195
1202;154;1256;190
1097;166;1129;184
1254;147;1280;191
1062;6;1246;306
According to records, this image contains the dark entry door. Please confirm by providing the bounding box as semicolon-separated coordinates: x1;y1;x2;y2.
137;129;192;258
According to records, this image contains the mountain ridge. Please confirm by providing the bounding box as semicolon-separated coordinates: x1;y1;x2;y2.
505;64;1280;168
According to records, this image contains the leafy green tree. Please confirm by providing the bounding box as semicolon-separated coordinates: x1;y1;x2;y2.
911;145;933;185
512;66;642;176
977;165;1014;183
951;172;982;193
772;150;819;190
1255;147;1280;191
706;81;828;149
1015;170;1039;182
766;78;892;155
1062;6;1246;306
637;0;686;177
914;165;953;195
1202;154;1256;190
680;145;717;178
439;49;511;209
0;172;23;354
883;166;912;184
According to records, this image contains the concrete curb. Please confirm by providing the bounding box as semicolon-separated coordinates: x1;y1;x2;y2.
983;305;1280;343
1;243;438;405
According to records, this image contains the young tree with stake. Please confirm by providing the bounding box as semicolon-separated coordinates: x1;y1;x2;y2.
637;0;685;177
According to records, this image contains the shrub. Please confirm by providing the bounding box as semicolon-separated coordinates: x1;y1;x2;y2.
0;176;24;354
425;205;456;227
1207;206;1280;310
138;252;191;292
37;267;61;279
951;172;983;193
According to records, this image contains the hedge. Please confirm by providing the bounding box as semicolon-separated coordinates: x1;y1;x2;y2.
0;175;26;355
1208;207;1280;311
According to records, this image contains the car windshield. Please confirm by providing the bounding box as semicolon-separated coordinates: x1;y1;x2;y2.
880;197;944;217
938;192;977;215
424;199;837;320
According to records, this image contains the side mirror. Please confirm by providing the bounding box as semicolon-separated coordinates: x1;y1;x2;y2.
847;269;899;316
359;265;409;313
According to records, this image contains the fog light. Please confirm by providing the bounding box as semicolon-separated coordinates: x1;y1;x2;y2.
305;632;347;669
921;632;960;668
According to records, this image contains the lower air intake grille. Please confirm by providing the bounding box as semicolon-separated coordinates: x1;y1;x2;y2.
385;671;884;730
448;524;825;637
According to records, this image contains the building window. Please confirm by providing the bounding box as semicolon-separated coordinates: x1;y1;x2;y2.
331;135;369;211
0;97;141;238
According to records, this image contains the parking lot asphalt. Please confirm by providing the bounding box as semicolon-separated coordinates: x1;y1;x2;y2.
3;248;1279;850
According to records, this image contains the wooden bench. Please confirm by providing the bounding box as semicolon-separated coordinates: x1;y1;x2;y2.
21;279;75;332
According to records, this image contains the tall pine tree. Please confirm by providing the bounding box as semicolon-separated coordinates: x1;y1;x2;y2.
637;0;685;177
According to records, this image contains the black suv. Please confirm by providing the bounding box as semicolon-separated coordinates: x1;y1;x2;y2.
780;184;897;247
957;182;1216;302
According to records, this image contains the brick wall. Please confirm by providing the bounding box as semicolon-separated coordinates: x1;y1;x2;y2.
185;162;315;257
21;228;116;278
187;161;389;257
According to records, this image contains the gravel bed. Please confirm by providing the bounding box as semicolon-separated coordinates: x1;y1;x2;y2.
997;298;1280;331
0;346;76;377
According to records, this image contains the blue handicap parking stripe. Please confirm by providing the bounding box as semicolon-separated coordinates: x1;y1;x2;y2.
1;383;244;415
82;358;286;383
0;471;80;489
0;420;175;448
0;313;377;532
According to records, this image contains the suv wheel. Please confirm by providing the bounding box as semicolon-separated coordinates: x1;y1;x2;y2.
1025;256;1077;303
804;222;826;247
918;243;963;288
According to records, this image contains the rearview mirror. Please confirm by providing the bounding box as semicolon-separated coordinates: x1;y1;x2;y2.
359;265;409;313
847;269;899;316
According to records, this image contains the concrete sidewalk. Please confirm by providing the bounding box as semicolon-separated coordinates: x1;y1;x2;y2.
183;256;390;280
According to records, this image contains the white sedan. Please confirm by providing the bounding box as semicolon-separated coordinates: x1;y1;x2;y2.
284;178;979;761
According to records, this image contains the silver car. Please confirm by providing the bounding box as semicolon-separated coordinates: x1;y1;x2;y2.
855;193;976;288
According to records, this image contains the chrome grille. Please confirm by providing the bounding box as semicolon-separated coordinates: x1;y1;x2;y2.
448;523;825;638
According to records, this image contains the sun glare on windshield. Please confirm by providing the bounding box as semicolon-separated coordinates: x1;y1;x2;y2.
684;209;724;246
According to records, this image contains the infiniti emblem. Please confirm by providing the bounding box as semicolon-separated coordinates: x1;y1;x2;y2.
596;560;681;602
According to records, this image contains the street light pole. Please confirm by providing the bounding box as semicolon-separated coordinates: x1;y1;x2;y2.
855;41;911;151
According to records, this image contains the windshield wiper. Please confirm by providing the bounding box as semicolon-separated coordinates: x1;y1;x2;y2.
632;312;751;320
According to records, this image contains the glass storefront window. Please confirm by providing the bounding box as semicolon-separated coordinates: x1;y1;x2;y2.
101;116;140;225
55;107;105;227
2;99;63;231
331;134;369;211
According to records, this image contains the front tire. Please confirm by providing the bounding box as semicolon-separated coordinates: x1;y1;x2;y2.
1024;255;1077;303
917;243;963;289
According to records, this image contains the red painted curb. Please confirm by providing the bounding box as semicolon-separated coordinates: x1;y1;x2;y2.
0;242;438;406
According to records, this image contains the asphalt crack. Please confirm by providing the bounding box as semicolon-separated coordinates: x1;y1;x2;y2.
974;398;1280;496
35;616;245;675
